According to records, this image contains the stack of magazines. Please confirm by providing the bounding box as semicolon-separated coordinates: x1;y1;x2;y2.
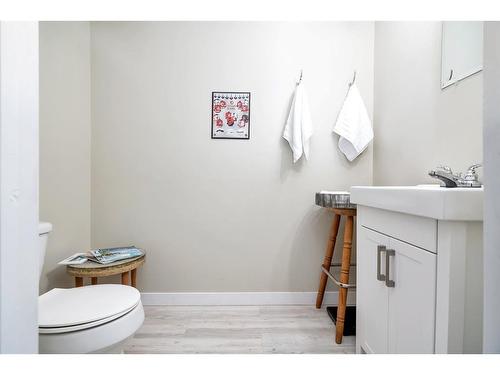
59;246;144;265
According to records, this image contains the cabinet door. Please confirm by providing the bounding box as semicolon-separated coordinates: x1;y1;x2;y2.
356;226;390;354
387;237;437;353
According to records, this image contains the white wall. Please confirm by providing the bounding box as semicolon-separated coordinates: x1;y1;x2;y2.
373;22;483;186
90;22;374;292
0;22;39;353
483;21;500;354
39;22;91;292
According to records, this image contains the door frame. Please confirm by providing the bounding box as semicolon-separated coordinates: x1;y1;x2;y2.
0;21;39;353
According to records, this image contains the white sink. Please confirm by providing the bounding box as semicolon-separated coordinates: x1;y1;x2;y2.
350;184;483;221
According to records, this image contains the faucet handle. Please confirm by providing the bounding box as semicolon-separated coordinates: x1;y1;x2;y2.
437;165;453;173
467;163;482;173
463;163;482;183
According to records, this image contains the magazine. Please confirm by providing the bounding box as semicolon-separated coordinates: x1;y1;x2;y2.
58;246;143;266
58;253;89;265
90;246;143;265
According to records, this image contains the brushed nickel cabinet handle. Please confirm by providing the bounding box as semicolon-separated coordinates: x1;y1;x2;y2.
385;249;396;288
377;245;386;281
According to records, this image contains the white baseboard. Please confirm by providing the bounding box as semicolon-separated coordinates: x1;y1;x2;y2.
140;291;356;306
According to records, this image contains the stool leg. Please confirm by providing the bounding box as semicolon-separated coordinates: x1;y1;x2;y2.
316;214;341;308
75;277;83;287
335;215;354;344
121;271;130;285
91;277;98;285
131;268;137;288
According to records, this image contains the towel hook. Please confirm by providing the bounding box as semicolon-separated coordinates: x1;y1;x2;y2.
298;69;303;85
349;70;356;87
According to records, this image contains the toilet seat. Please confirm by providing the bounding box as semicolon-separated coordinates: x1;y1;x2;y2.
38;284;145;353
39;300;144;354
39;284;141;334
39;303;138;334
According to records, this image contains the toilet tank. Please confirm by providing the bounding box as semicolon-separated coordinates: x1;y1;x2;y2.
38;222;53;277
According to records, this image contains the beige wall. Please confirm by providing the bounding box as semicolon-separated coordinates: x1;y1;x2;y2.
373;22;483;186
39;22;91;292
39;21;485;294
90;22;374;292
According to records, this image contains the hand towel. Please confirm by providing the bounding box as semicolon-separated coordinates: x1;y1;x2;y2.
333;84;373;162
283;82;313;163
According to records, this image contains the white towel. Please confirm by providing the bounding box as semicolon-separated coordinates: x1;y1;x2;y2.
333;84;373;162
283;82;313;163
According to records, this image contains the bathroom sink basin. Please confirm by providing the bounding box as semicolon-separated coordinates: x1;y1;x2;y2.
350;184;483;221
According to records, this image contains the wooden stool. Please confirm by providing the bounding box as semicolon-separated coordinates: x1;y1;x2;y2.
66;253;146;289
315;207;356;344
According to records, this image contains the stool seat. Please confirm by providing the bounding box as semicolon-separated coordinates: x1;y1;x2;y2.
316;206;356;344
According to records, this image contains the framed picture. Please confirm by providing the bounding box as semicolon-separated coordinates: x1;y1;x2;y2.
211;91;251;139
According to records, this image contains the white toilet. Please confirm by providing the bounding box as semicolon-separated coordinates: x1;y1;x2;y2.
38;222;144;353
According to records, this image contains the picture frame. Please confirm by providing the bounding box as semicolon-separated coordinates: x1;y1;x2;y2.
211;91;251;140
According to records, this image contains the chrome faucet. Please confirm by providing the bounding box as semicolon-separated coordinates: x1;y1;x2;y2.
428;163;482;188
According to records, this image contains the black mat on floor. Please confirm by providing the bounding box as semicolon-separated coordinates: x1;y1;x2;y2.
326;306;356;336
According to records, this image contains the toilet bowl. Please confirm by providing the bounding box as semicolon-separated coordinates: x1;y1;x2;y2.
38;223;144;353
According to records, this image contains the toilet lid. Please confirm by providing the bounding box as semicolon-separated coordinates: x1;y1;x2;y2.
39;284;141;329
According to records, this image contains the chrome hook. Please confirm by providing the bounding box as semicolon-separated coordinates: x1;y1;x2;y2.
349;70;356;87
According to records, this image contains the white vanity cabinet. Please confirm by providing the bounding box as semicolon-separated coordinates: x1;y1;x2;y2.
351;186;483;354
357;224;436;354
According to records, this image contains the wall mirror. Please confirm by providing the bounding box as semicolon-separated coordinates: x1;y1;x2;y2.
441;21;483;89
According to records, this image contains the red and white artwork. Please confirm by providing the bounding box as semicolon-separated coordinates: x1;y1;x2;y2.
212;92;250;139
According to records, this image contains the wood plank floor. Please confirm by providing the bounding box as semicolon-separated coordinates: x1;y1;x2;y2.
124;305;356;354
